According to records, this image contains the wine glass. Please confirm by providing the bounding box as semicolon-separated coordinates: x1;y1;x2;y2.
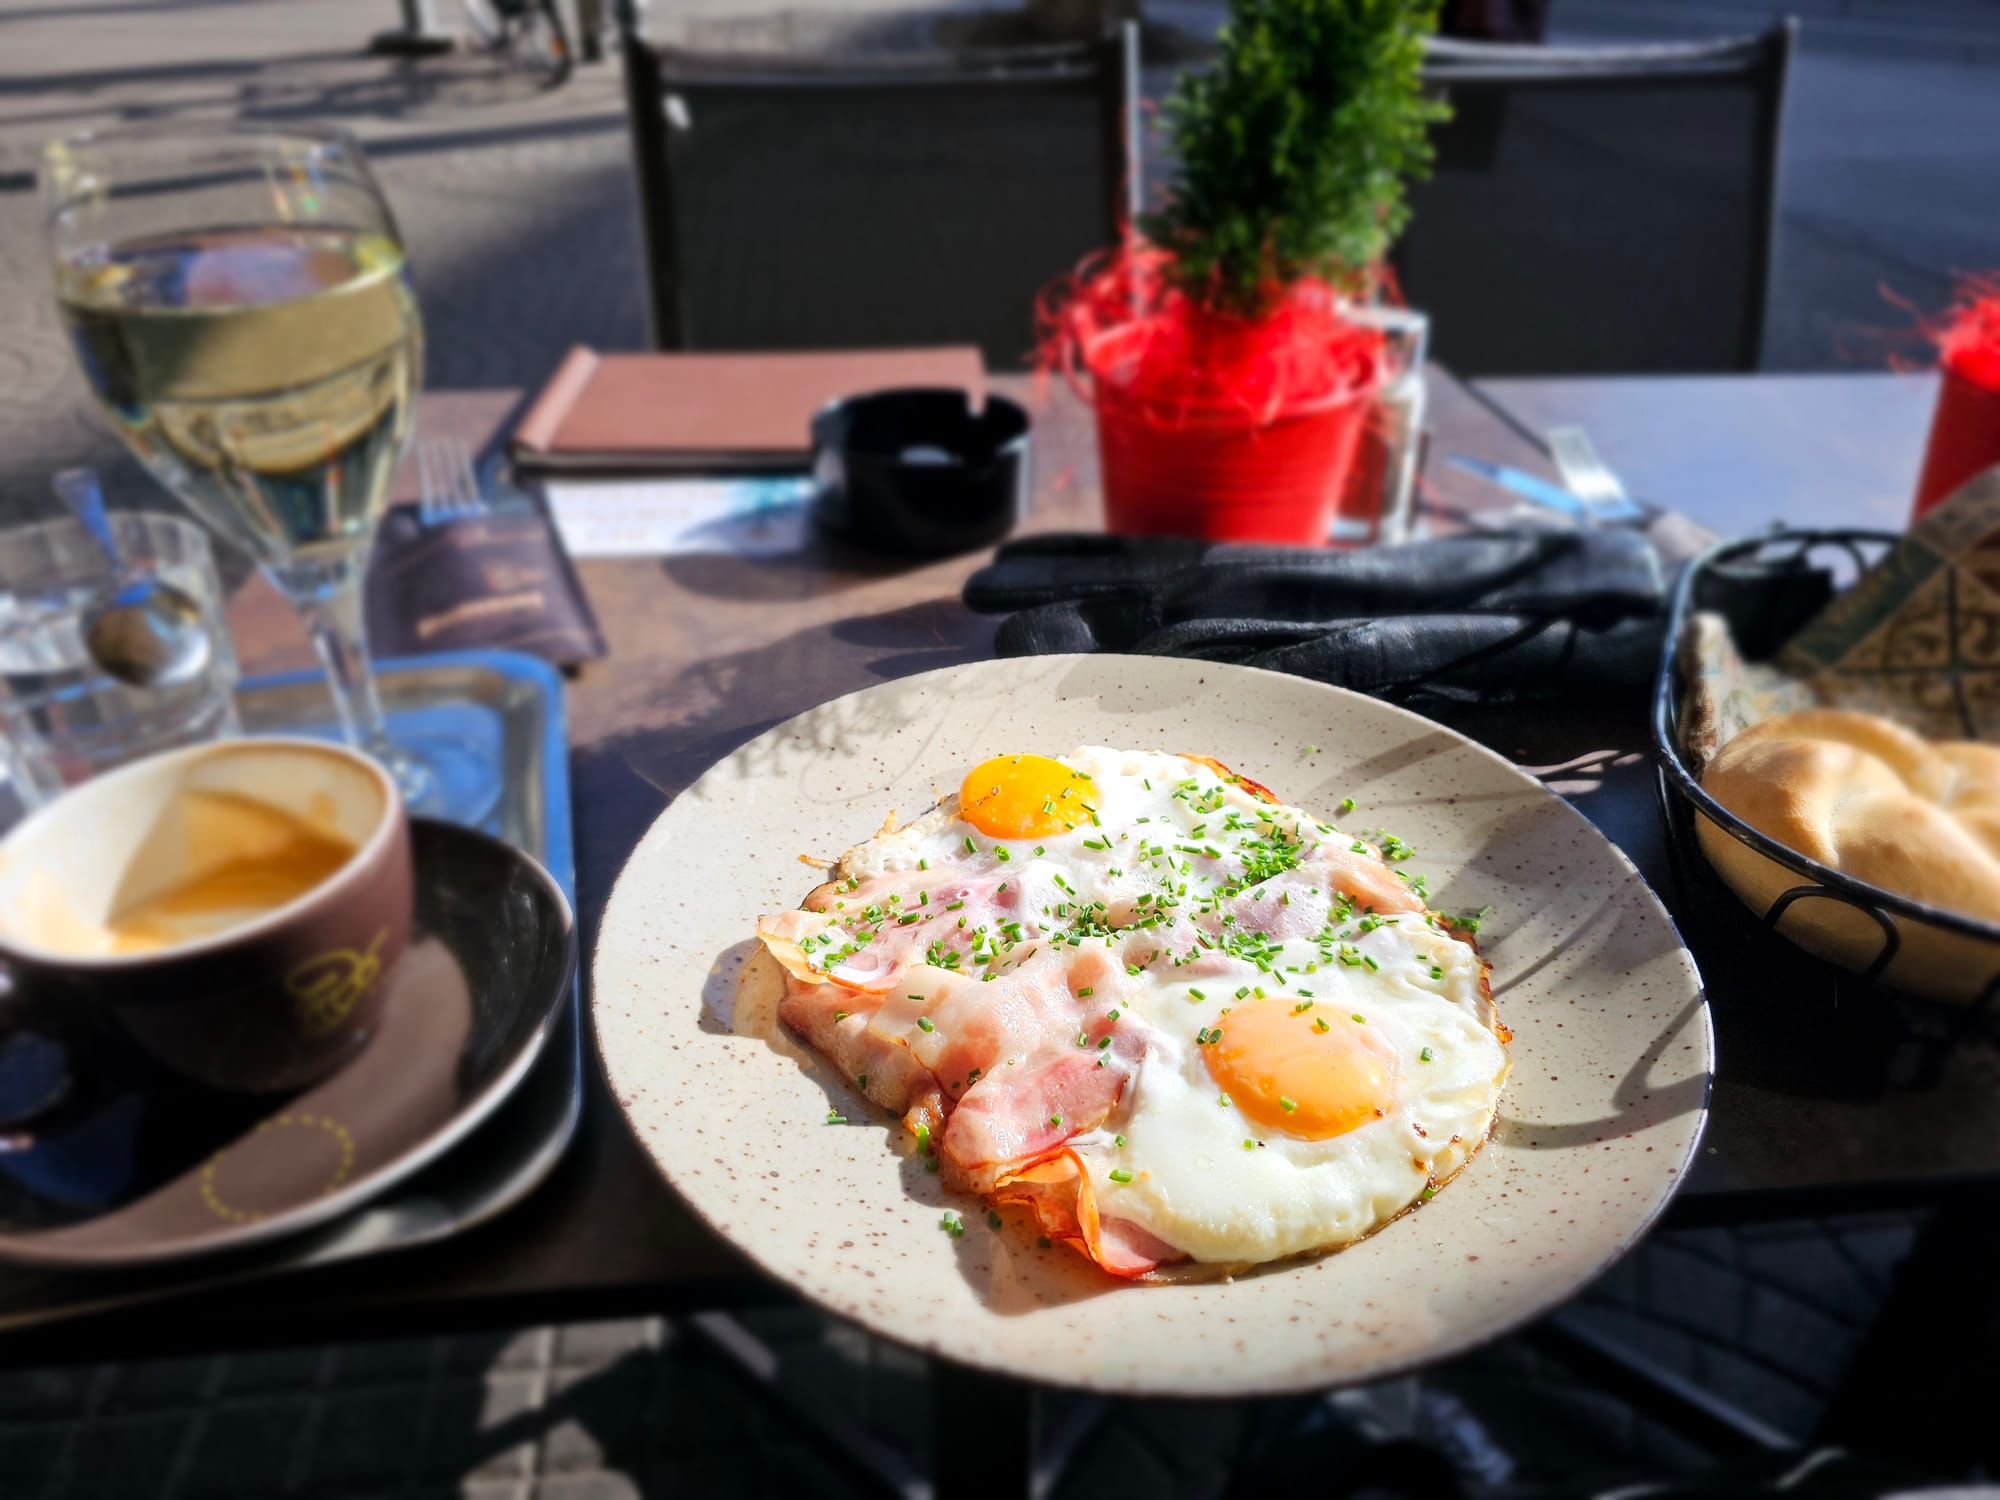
41;122;485;820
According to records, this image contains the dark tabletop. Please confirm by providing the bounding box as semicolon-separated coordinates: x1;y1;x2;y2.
2;367;1981;1365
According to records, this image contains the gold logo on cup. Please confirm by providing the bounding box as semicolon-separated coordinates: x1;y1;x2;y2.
286;929;386;1038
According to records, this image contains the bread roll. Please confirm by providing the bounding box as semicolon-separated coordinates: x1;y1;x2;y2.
1701;709;2000;923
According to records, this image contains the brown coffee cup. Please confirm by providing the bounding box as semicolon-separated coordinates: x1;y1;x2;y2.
0;738;413;1094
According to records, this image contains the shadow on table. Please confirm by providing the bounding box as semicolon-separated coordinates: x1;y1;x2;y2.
656;535;960;605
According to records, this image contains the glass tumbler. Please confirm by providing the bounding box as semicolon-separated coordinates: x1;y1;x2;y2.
0;512;239;808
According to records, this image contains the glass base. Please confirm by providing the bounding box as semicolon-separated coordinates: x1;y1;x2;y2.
379;728;503;830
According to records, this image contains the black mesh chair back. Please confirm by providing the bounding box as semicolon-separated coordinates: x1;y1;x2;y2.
1396;23;1796;376
623;23;1140;371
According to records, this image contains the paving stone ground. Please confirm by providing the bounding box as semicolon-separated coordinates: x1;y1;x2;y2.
0;1215;1931;1498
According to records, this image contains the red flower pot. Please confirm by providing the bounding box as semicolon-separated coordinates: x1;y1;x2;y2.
1913;364;2000;522
1082;320;1380;546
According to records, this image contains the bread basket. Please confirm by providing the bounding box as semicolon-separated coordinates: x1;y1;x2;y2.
1653;528;2000;1007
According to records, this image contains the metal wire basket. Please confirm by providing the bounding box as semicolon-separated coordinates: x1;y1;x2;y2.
1652;528;2000;1010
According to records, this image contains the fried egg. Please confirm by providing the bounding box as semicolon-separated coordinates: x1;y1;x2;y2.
756;746;1508;1278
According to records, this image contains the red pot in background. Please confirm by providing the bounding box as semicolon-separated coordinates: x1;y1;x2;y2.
1088;333;1379;545
1912;364;2000;522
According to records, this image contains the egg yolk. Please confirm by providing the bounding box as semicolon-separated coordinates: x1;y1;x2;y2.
959;754;1092;840
1204;999;1399;1139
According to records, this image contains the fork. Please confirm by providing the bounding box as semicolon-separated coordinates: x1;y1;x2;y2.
416;435;489;528
1545;427;1646;524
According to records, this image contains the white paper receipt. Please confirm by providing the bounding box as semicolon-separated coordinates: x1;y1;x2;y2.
542;477;813;559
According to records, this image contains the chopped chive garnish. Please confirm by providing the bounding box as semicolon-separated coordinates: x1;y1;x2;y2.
964;837;978;854
1338;798;1356;815
919;858;928;870
833;1010;849;1021
940;1210;964;1237
1362;956;1379;971
1098;1037;1111;1050
1049;1114;1063;1127
1351;1012;1366;1023
916;1016;935;1033
1420;1186;1437;1201
858;1074;869;1089
1279;1096;1299;1112
1189;987;1206;1000
1114;1134;1126;1147
1420;1047;1435;1063
825;1110;847;1124
1314;1018;1330;1032
1243;1138;1256;1150
1108;1169;1133;1184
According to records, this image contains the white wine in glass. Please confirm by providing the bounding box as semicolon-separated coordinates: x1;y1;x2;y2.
43;124;480;817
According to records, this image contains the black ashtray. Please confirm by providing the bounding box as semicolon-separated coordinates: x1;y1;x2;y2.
811;388;1031;557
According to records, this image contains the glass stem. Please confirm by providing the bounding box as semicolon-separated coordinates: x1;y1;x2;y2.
274;554;398;764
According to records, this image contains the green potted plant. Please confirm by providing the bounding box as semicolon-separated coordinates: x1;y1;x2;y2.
1043;0;1445;544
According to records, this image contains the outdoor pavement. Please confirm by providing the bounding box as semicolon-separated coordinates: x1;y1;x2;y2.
0;0;1995;1494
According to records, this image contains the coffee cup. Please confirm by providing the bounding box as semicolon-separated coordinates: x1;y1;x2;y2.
0;738;413;1094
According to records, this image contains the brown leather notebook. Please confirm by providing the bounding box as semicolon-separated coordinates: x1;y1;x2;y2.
511;345;987;473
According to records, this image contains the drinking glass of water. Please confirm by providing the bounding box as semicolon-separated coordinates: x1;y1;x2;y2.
0;512;239;809
41;123;482;819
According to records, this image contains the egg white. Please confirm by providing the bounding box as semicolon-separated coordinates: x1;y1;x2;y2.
1070;919;1506;1265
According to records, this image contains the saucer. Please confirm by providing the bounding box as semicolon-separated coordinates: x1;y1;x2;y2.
0;818;576;1270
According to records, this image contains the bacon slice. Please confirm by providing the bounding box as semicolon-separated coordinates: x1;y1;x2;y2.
991;1151;1182;1278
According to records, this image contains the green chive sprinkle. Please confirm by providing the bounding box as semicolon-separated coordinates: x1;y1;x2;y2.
1351;1012;1366;1023
917;1016;934;1033
1243;1138;1256;1150
1420;1047;1434;1063
825;1110;847;1125
940;1210;964;1238
1279;1096;1299;1113
1189;987;1206;1000
964;837;977;854
919;859;929;870
858;1074;868;1089
833;1010;849;1021
1420;1186;1437;1201
1114;1134;1126;1147
1049;1114;1063;1128
1078;987;1094;998
1338;798;1356;815
1314;1018;1330;1033
1108;1169;1133;1184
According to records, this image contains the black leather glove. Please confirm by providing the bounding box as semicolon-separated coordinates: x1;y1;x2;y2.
965;530;1667;706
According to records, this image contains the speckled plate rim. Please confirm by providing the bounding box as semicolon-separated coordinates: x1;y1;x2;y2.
592;655;1712;1397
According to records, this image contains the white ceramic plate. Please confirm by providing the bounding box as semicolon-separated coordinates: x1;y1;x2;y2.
593;656;1710;1396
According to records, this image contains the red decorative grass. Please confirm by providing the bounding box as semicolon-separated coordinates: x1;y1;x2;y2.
1934;275;2000;392
1036;236;1382;429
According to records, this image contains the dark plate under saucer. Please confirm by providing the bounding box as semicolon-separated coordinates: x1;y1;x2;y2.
0;818;576;1270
